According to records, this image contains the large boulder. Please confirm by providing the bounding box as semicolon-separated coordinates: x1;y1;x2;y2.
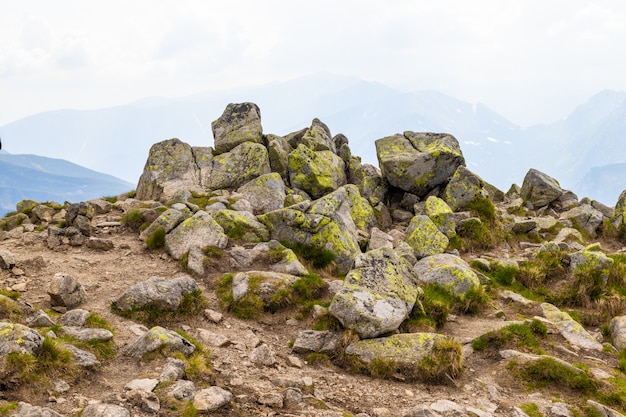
123;326;195;358
139;208;188;241
237;173;287;215
298;118;336;152
267;134;293;181
165;211;228;260
612;189;626;229
308;185;377;233
259;202;361;275
329;247;419;339
443;166;489;211
423;196;456;238
520;168;564;208
609;316;626;350
214;209;270;242
567;248;614;283
405;215;449;259
47;273;87;308
413;254;480;297
204;142;271;191
348;161;388;206
113;275;198;312
375;132;464;197
288;144;347;199
0;322;43;355
560;205;604;238
541;303;603;351
344;333;462;381
136;138;208;201
211;102;263;155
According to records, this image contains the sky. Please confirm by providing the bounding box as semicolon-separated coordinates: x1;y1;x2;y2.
1;0;626;127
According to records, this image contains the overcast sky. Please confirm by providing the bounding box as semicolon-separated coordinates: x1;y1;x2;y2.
1;0;625;127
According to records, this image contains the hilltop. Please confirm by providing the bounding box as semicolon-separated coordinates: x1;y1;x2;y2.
2;103;626;417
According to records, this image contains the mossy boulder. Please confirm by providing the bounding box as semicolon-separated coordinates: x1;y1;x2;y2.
329;247;419;339
237;173;287;215
423;196;456;238
520;168;564;209
567;248;613;282
205;142;271;191
136;138;207;201
267;134;293;181
541;303;603;351
123;326;196;358
258;203;361;275
443;166;489;212
375;132;464;197
211;102;263;155
288;144;347;199
165;211;228;260
139;208;188;241
309;185;377;233
299;118;336;152
560;205;604;238
344;333;463;381
405;215;449;259
0;322;43;355
113;275;199;312
228;270;299;309
214;209;270;242
413;254;480;297
348;161;388;206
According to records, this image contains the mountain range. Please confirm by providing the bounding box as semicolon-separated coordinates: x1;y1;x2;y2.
1;73;625;207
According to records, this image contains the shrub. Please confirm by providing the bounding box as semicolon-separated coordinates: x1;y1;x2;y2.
121;209;145;231
511;357;598;394
112;289;208;326
145;227;166;249
216;274;264;319
280;241;336;269
471;321;547;354
414;337;464;382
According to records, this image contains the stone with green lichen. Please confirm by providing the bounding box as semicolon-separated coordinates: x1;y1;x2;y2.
424;196;456;238
205;142;271;191
288;144;346;199
0;322;43;355
309;185;377;233
136;138;206;202
123;326;195;358
237;173;287;215
300;118;335;152
348;160;388;206
560;205;603;238
139;208;188;241
258;203;360;275
267;134;293;181
520;168;564;209
165;211;228;260
413;253;480;297
375;132;464;197
329;247;419;338
231;271;299;308
443;166;490;212
211;102;263;155
567;248;613;283
113;275;199;312
541;303;603;351
344;333;459;380
213;209;269;243
405;215;449;259
612;189;626;228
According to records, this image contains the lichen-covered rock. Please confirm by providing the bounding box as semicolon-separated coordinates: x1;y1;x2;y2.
609;316;626;350
0;322;43;355
258;203;361;275
165;211;228;260
288;144;346;199
229;271;298;308
542;303;603;351
612;189;626;229
205;142;271;190
267;134;293;181
123;326;195;358
309;185;377;233
292;330;342;354
113;275;198;312
520;168;564;208
81;403;130;417
560;205;604;238
211;102;263;155
405;215;449;259
12;402;64;417
300;118;336;152
237;173;287;214
139;208;188;241
348;161;388;206
31;204;58;223
413;254;480;297
136;139;206;201
567;249;613;283
443;166;489;211
214;209;269;242
344;333;462;380
423;196;456;238
47;273;87;308
329;247;418;339
376;132;464;197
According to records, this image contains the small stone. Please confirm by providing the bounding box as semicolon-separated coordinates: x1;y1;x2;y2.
11;282;27;292
11;268;25;277
249;343;276;367
124;378;159;392
197;329;231;347
194;386;233;412
204;309;223;323
160;358;186;382
257;392;284;408
287;355;303;368
125;389;160;414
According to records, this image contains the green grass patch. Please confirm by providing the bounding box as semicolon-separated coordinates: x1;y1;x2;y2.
0;402;18;416
216;274;264;319
519;403;544;417
5;337;78;385
280;241;336;269
145;227;166;249
510;357;598;394
111;289;208;326
121;209;145;231
472;320;547;354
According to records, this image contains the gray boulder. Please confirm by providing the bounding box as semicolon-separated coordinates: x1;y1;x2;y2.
165;211;228;260
288;144;346;199
541;303;603;351
237;173;287;214
329;247;418;339
11;402;63;417
267;134;293;181
47;273;87;308
139;208;187;241
610;315;626;350
123;326;195;358
414;254;480;297
560;205;604;237
194;386;233;412
520;168;564;208
214;209;269;242
300;118;336;152
405;215;449;259
376;132;464;197
443;165;489;211
211;102;263;155
204;142;271;190
0;250;15;270
167;380;196;401
292;330;342;354
63;343;101;369
0;322;43;355
81;403;130;417
113;275;198;312
348;161;388;206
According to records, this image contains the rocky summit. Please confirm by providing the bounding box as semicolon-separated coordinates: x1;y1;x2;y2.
3;102;626;416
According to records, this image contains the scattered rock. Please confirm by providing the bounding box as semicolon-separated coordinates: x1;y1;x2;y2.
193;386;233;412
47;273;87;308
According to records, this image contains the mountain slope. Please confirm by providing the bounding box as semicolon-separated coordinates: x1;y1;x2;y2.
0;153;134;216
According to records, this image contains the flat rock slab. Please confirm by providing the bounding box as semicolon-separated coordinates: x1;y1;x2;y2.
542;303;603;351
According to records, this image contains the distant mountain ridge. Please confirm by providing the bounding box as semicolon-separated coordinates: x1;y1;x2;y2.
1;73;625;205
0;152;134;216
